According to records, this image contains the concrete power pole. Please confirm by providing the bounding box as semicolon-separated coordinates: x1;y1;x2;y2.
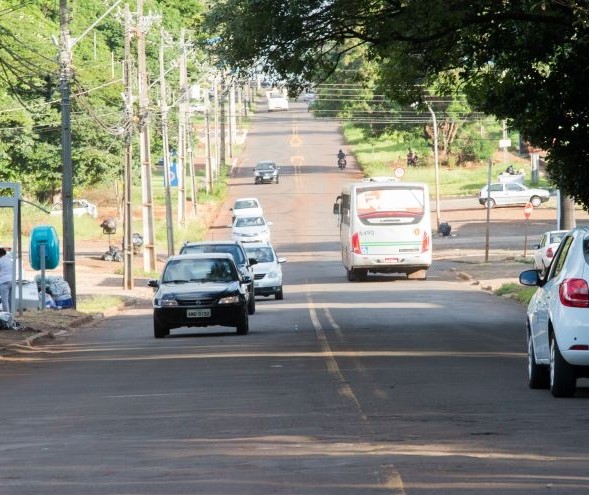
122;4;134;290
136;0;156;272
158;29;174;256
177;28;187;227
58;0;77;306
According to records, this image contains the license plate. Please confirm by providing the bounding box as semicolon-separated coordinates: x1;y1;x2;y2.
187;309;211;318
384;257;399;263
263;175;272;179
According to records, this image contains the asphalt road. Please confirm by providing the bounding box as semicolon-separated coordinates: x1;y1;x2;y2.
0;100;588;494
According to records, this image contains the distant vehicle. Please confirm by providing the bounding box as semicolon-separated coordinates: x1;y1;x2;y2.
267;91;289;111
253;160;280;184
520;226;589;397
243;242;286;300
50;199;98;218
333;181;432;281
478;182;550;208
533;230;569;274
231;216;272;244
147;253;251;338
179;240;257;315
230;197;263;221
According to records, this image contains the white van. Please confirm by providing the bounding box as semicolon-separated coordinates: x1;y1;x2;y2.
333;180;432;281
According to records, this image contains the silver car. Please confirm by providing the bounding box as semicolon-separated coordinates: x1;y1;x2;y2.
478;182;550;208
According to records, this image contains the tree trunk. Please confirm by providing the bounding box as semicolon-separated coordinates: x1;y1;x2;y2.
559;195;576;230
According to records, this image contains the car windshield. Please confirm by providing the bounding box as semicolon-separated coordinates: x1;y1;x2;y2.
163;258;236;283
245;246;274;263
257;163;275;171
235;217;265;227
235;200;258;210
180;244;246;265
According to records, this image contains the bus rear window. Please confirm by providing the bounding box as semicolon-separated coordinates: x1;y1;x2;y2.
356;187;425;222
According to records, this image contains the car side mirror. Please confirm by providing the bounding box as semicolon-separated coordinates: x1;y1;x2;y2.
242;274;252;284
267;221;273;226
278;257;287;264
147;279;159;288
248;257;258;266
333;203;340;214
519;269;542;287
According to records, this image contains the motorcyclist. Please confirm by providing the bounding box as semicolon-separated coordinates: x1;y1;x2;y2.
337;149;347;168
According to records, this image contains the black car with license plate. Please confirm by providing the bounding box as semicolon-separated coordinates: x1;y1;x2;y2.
148;253;251;338
179;240;257;315
253;160;279;184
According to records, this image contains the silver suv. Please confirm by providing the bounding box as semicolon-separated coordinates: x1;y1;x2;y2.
179;241;257;315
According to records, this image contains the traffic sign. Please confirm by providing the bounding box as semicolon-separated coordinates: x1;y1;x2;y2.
394;167;405;178
524;202;533;219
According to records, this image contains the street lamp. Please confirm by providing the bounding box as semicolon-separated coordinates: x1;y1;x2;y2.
425;102;441;231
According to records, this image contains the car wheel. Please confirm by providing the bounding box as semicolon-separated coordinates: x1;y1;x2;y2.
247;289;256;315
236;308;249;335
346;269;355;281
275;176;279;184
527;330;549;389
530;196;542;207
154;318;168;339
483;198;495;208
275;288;283;300
550;335;576;397
407;269;427;280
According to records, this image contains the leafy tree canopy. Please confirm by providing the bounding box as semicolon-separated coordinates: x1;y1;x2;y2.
204;0;589;208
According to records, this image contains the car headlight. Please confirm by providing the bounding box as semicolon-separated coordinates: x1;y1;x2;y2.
219;295;240;304
266;271;279;280
155;297;178;307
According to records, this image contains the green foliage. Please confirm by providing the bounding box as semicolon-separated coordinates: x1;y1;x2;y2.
203;0;589;209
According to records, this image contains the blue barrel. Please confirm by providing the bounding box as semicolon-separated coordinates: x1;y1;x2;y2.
29;225;60;270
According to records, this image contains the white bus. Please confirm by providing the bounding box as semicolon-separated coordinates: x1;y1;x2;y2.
333;180;432;281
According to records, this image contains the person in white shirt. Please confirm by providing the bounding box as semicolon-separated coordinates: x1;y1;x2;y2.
0;248;13;313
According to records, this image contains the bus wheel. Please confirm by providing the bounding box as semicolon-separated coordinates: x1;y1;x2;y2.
407;269;427;280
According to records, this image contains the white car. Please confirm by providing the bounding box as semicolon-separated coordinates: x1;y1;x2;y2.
533;229;569;274
520;226;589;397
478;182;551;208
267;92;289;111
243;242;286;300
230;197;263;221
231;216;272;244
50;199;98;218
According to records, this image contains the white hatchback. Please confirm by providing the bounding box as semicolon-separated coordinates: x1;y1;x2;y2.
478;182;550;208
520;226;589;397
243;242;286;300
533;229;569;274
230;197;263;222
231;216;272;244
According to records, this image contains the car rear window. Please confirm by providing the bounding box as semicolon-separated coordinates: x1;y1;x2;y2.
181;244;246;265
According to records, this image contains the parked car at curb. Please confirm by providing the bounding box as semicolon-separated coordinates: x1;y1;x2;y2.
50;199;98;218
533;230;569;274
478;182;550;208
519;226;589;397
179;240;257;315
148;253;251;338
244;242;286;300
254;160;280;184
231;216;272;244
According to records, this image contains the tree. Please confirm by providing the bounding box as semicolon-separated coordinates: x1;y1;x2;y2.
203;0;589;209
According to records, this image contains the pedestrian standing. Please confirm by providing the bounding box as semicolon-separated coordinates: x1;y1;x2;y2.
0;248;13;313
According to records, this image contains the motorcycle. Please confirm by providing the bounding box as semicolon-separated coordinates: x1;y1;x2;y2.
338;157;347;169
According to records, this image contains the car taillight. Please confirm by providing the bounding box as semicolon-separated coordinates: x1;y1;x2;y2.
546;247;554;259
421;230;430;253
352;232;362;254
559;278;589;308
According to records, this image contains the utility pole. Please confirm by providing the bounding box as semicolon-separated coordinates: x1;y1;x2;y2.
158;28;174;256
136;0;156;272
219;76;226;167
177;28;187;227
122;4;134;290
58;0;76;307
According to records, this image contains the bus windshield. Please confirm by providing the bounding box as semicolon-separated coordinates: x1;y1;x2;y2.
356;187;425;223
